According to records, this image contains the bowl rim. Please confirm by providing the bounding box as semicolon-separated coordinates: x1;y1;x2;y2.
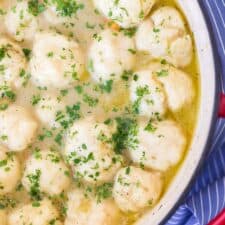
160;1;219;223
137;1;218;224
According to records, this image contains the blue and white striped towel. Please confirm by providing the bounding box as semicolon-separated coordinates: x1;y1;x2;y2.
166;0;225;224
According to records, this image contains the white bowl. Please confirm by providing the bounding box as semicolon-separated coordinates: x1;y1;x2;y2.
137;1;217;224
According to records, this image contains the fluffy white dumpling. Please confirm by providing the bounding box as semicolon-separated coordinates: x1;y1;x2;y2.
22;149;70;196
169;35;193;68
128;119;186;171
0;146;21;194
65;189;121;225
136;19;176;58
4;1;38;42
65;117;122;184
34;92;65;128
151;6;185;30
93;0;155;28
0;105;38;151
150;62;195;111
135;7;193;68
8;199;62;225
0;210;7;225
88;29;136;82
113;166;163;212
0;38;26;88
30;32;85;88
130;69;167;117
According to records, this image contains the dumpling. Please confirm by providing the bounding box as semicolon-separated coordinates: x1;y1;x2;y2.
135;7;193;68
88;29;136;82
4;1;38;42
0;38;26;88
65;117;122;184
93;0;156;28
128;119;186;171
30;32;85;88
0;210;7;225
149;62;195;111
65;189;121;225
130;69;167;117
151;6;185;30
169;35;193;67
8;199;62;225
113;166;163;212
0;105;38;151
22;149;70;196
0;146;21;195
34;92;65;128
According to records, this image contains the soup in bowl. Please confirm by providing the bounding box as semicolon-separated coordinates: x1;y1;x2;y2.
0;0;215;225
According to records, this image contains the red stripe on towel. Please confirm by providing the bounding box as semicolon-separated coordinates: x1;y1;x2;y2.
218;93;225;118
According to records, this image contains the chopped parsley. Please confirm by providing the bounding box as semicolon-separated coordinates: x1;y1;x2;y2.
87;59;94;73
125;166;131;175
156;69;169;77
55;103;81;129
95;182;113;203
38;129;53;141
153;27;160;33
160;59;167;65
27;169;42;201
104;118;112;125
0;9;6;16
31;94;41;105
0;104;8;111
47;51;54;58
92;33;102;42
137;86;149;98
98;79;113;93
121;70;135;81
74;85;83;94
0;196;17;209
54;103;81;145
54;131;63;146
19;69;31;87
33;148;42;159
0;85;16;110
68;151;94;166
28;0;46;16
0;159;7;167
22;48;32;60
47;152;60;163
60;89;68;96
128;48;136;54
121;27;137;38
0;135;7;141
51;0;84;17
32;201;41;207
139;10;144;19
0;46;6;61
112;117;139;154
83;94;98;107
144;120;157;133
132;85;150;114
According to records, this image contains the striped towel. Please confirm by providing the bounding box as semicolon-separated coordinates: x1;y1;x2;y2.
165;0;225;224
